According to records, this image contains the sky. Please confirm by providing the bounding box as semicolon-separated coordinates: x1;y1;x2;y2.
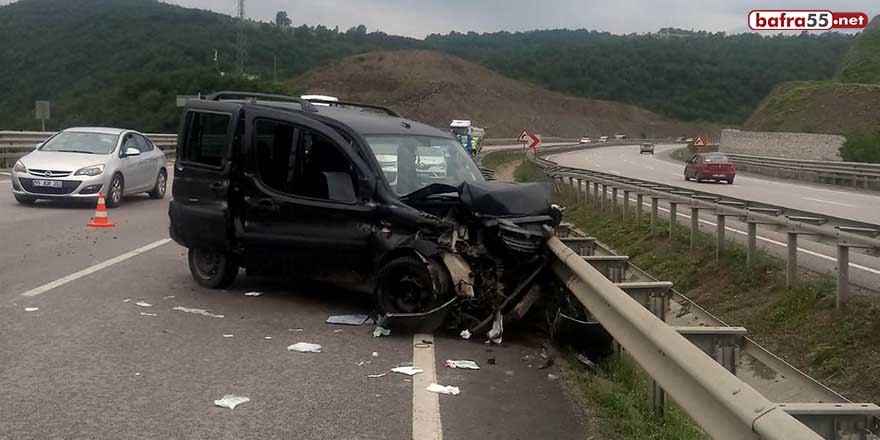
157;0;878;38
0;0;876;37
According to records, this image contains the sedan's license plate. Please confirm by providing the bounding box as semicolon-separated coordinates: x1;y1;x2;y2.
33;179;62;188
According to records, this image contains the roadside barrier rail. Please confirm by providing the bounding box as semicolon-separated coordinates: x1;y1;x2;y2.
721;153;880;190
0;131;177;167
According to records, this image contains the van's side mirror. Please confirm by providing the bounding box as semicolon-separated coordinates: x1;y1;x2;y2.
124;147;141;157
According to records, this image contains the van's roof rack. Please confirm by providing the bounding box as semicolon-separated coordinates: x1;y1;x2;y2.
303;98;401;118
205;91;319;112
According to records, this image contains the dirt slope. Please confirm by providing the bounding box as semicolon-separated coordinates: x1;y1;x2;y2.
290;50;718;139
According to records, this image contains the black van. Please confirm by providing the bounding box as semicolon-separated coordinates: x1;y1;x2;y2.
169;92;561;327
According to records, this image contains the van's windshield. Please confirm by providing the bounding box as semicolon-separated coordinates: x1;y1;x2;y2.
364;135;485;196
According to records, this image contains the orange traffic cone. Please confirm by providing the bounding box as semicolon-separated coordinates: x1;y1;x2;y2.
87;192;115;228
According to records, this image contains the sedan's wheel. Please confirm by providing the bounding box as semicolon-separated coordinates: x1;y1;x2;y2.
14;194;36;205
376;256;451;315
727;177;735;184
149;169;167;199
106;174;123;208
695;172;704;183
188;248;239;289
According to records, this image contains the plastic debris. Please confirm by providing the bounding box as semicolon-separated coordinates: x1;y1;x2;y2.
356;361;365;366
163;295;175;300
139;312;158;317
264;336;272;340
289;328;304;332
333;329;343;333
287;342;322;353
326;314;369;326
122;299;131;303
487;311;503;344
244;291;262;297
459;329;471;340
390;366;423;376
223;334;234;338
505;370;515;376
367;373;387;378
372;326;391;338
371;351;379;358
547;373;559;381
24;307;39;312
135;301;152;308
488;357;496;365
172;306;224;318
426;383;460;395
444;360;480;370
214;394;250;409
134;372;141;376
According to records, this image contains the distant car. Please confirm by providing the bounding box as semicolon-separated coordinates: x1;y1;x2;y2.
416;146;447;179
598;136;609;143
684;153;736;184
578;137;591;144
614;134;627;141
11;127;167;206
639;143;655;155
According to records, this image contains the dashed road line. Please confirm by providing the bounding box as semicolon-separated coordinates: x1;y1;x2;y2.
412;333;442;440
802;197;857;208
20;238;172;297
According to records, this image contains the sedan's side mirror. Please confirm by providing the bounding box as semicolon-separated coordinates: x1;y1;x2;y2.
33;143;42;150
124;147;141;157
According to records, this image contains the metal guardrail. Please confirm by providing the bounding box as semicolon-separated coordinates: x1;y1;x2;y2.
0;131;178;167
528;145;880;305
721;153;880;190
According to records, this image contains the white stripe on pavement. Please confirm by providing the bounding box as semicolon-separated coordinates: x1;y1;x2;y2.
801;197;857;208
20;238;172;297
412;333;442;440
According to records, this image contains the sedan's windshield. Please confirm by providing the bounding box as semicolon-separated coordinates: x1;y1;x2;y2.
40;132;119;154
364;135;485;196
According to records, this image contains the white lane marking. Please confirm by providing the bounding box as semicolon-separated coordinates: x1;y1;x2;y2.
20;238;172;297
801;197;857;208
610;193;880;276
412;333;442;440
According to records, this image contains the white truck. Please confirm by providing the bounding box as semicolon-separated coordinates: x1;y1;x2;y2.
449;120;486;156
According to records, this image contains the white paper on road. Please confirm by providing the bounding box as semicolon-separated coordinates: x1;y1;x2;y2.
139;312;157;317
426;383;460;395
367;373;387;378
24;307;39;312
135;301;152;308
326;314;369;325
459;329;472;339
122;299;131;303
444;360;480;370
214;394;250;409
487;311;503;344
244;291;262;297
223;334;234;338
172;306;224;318
287;342;322;353
391;366;423;376
372;326;391;337
371;351;379;358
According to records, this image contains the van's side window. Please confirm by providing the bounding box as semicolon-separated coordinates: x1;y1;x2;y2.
182;112;229;167
254;119;357;202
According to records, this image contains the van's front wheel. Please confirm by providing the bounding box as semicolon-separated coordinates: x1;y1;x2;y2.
188;248;239;288
376;256;451;315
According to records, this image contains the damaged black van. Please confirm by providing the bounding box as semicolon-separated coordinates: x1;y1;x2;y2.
169;92;561;332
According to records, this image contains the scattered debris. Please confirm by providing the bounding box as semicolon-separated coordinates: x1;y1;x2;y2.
367;373;387;378
134;372;141;376
390;366;423;376
426;383;460;395
24;307;39;312
172;306;224;318
371;351;379;358
326;314;369;326
244;291;262;297
421;339;433;345
414;342;432;348
223;334;234;338
213;394;250;409
505;370;515;376
444;360;480;370
537;357;554;370
487;312;503;344
288;328;304;332
575;353;600;372
372;326;391;338
139;312;158;317
122;299;131;303
547;373;559;381
135;301;152;308
163;295;175;300
488;357;496;365
356;361;365;366
287;342;322;353
333;329;344;333
459;329;472;340
264;336;272;340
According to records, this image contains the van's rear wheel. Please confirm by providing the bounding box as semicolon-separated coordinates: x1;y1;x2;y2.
376;256;451;315
188;248;239;289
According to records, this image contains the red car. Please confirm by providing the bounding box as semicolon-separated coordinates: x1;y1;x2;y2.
684;153;736;184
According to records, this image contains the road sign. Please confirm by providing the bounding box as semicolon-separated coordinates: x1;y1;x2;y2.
35;100;50;131
517;129;530;143
693;136;708;147
528;132;541;150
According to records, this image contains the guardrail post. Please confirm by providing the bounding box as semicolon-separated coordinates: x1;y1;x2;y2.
636;194;644;225
669;202;678;240
837;245;849;308
622;190;630;220
583;179;590;203
573;178;581;203
611;187;618;214
787;232;798;288
716;214;726;259
651;382;666;417
747;222;758;268
650;197;659;235
592;182;600;207
690;207;699;249
600;184;608;210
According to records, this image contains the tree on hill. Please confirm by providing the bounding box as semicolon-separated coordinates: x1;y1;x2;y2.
275;11;291;27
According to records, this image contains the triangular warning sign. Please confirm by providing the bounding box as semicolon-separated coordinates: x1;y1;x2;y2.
693;136;707;146
517;129;530;143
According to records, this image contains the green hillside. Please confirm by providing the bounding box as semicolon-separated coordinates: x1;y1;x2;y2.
0;0;856;132
837;16;880;83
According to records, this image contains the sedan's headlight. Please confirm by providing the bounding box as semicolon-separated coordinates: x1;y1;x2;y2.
13;161;27;173
74;164;105;176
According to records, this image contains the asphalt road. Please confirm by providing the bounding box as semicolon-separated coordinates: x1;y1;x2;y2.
0;171;589;439
548;145;880;292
